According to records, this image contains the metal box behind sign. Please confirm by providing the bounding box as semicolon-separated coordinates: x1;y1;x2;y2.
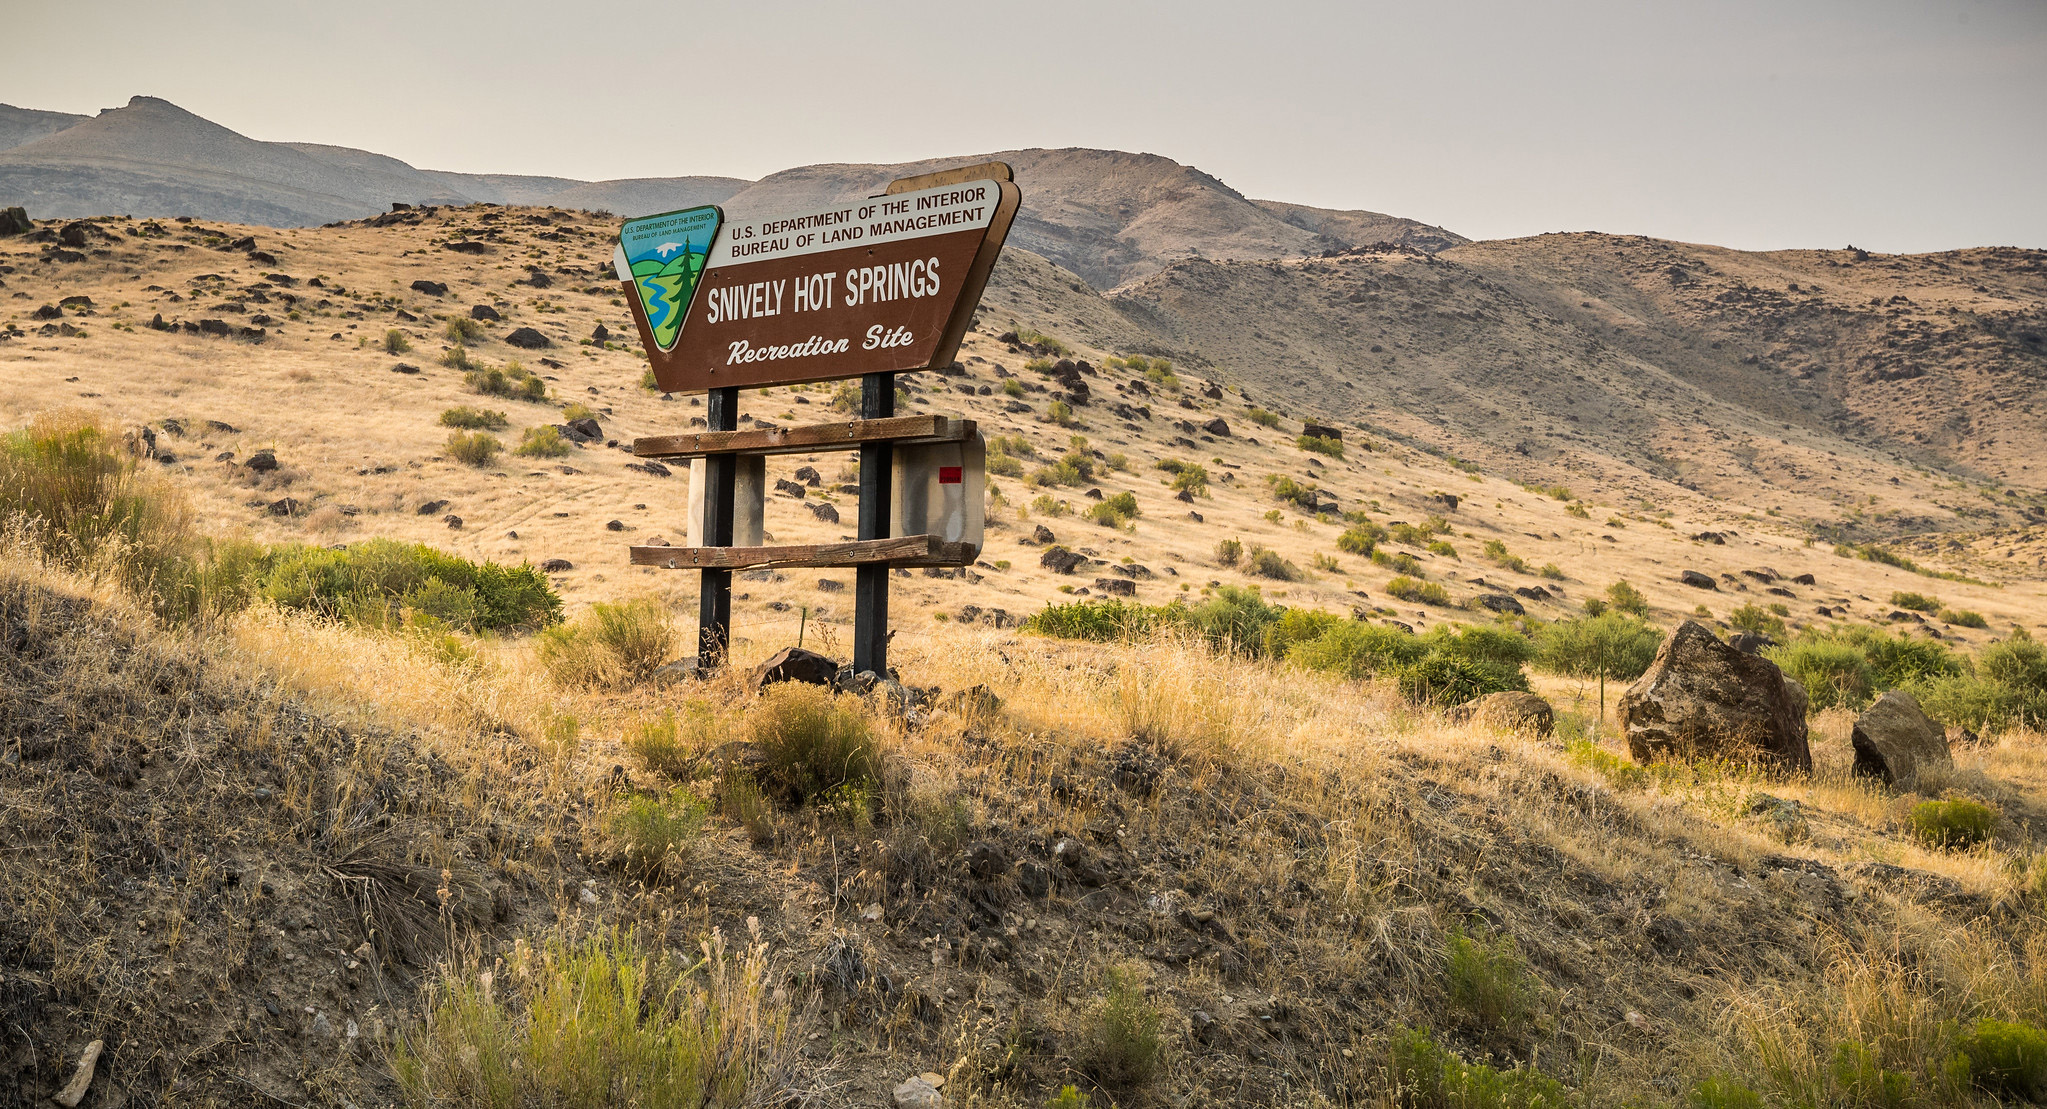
890;434;985;559
685;455;764;547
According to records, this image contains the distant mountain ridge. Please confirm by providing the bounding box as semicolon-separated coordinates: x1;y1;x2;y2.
0;96;1464;290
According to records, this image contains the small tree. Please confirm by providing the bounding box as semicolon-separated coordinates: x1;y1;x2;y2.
1536;612;1663;722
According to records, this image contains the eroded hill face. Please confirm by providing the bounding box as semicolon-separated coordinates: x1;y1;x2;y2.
1105;237;2047;519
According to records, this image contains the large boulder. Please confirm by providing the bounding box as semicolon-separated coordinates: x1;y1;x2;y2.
753;646;840;690
505;327;552;349
1617;620;1812;771
1851;690;1950;785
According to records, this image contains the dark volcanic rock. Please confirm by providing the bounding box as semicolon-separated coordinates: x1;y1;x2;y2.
1679;570;1718;590
1041;547;1085;574
1851;690;1950;785
470;304;501;321
1618;620;1811;771
409;280;448;296
753;647;841;691
505;327;551;349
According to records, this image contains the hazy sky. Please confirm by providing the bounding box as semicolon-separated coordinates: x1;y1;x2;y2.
11;0;2045;252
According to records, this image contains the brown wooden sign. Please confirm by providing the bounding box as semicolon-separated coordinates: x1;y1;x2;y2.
619;164;1019;394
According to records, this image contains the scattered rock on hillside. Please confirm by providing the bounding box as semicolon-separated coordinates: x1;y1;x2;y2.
1728;632;1776;655
754;647;840;691
505;327;551;349
565;417;603;441
1041;546;1084;574
1476;593;1524;615
775;478;806;499
1031;524;1056;545
1301;421;1342;440
0;207;30;236
245;449;278;472
446;241;489;254
391;363;419;374
591;323;610;342
817;579;844;593
1618;620;1811;771
893;1075;943;1108
606;520;625;531
808;502;839;524
470;304;500;321
409;279;448;296
1851;691;1950;785
444;515;463;529
540;558;573;573
416;499;449;515
1679;570;1718;590
1094;578;1137;596
266;498;300;516
1202;417;1231;437
32;304;62;319
793;465;821;486
1791;573;1816;585
1691;532;1726;544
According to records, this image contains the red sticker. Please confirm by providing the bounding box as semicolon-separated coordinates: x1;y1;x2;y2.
939;466;963;484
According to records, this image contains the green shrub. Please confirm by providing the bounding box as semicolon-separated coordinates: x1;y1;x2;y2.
1029;494;1072;517
444;431;502;467
1246;545;1303;582
1157;459;1209;495
1908;798;1996;849
1728;603;1787;639
537;598;677;687
261;538;560;631
639;367;660;391
1688;1076;1763;1109
1534;613;1663;718
1287;621;1429;679
1337;522;1386;556
1605;579;1649;616
1428;539;1459;558
1386;576;1448;605
1770;639;1874;713
1373;549;1424;576
440;406;508;430
1387;1026;1569;1109
1085;965;1164;1088
1262;606;1341;659
445;316;485;343
1397;651;1526;705
1085;491;1141;528
1268;474;1322;511
464;360;549;401
1216;538;1242;566
609;787;708;882
1022;599;1165;642
1046;1086;1090;1109
1891;590;1941;612
1185;585;1284;654
1002;377;1025;397
750;683;879;804
1957;1018;2047;1100
1939;608;1988;629
392;925;786;1108
625;706;723;780
383;328;411;354
1297;434;1343;458
1048;399;1074;426
1246;407;1282;429
1428;624;1537;669
515;425;571;458
1482;539;1530;574
1445;928;1537;1036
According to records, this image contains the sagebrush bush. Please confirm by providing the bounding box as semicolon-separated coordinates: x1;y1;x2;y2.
515;425;571;458
1387;1026;1569;1109
392;926;787;1108
1534;612;1662;717
1729;603;1787;639
1086;491;1140;529
262;538;560;631
1386;575;1448;605
1891;590;1942;612
1445;927;1537;1037
749;683;879;804
1337;521;1386;556
1246;545;1302;581
1215;538;1242;565
1085;965;1164;1088
1909;798;1996;849
537;598;676;687
465;361;548;401
1297;433;1343;458
560;401;596;422
1958;1018;2047;1100
1940;608;1989;629
439;406;508;430
1606;579;1649;616
444;431;501;467
609;787;708;882
383;328;411;354
625;705;723;779
444;316;485;343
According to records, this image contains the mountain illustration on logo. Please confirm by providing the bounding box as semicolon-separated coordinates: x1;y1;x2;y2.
617;205;723;353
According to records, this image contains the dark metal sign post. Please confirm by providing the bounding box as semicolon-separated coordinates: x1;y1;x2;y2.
618;163;1019;677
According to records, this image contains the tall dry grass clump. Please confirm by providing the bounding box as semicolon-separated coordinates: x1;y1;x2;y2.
0;410;265;623
537;597;679;687
392;925;792;1108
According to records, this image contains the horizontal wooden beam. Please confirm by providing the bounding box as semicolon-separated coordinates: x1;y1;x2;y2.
629;534;977;570
633;415;976;460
